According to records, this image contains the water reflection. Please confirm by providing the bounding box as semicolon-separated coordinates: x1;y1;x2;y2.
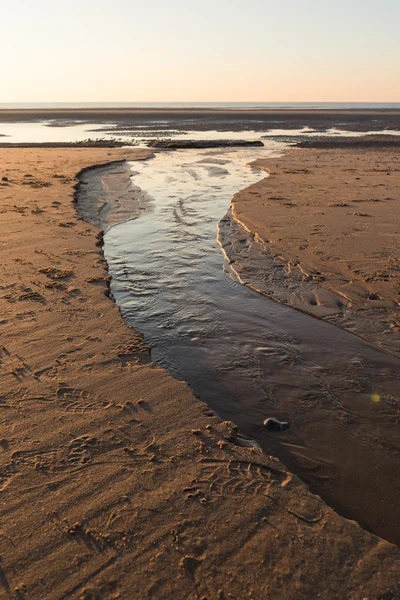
1;120;399;144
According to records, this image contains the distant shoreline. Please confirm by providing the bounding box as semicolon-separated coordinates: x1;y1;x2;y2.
1;136;400;150
1;107;400;133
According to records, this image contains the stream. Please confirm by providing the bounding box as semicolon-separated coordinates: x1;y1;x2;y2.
78;144;400;546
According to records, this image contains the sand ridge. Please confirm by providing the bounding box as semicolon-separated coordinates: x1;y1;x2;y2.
1;147;400;598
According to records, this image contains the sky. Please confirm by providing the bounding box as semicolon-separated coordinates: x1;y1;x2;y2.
1;0;399;103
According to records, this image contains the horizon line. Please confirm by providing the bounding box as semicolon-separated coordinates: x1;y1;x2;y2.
1;101;400;105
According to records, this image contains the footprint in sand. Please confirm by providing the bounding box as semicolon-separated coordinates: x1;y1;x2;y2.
39;267;74;280
67;435;98;465
56;386;96;413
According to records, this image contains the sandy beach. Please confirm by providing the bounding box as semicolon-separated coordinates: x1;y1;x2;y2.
1;147;400;599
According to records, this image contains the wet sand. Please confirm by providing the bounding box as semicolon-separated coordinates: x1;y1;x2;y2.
76;161;155;230
1;147;400;599
1;107;400;132
225;146;400;356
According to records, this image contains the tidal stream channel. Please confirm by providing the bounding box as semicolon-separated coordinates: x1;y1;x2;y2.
77;144;400;546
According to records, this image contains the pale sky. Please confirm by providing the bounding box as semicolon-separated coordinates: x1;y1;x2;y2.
1;0;399;102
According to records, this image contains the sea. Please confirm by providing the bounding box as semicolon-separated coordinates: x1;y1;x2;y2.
1;102;400;110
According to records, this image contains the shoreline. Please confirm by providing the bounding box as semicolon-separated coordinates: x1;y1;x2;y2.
1;108;400;132
1;147;400;597
219;208;400;364
219;206;400;357
0;141;136;148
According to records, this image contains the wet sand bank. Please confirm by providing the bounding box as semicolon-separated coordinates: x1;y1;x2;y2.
75;160;155;231
224;146;400;356
1;147;400;598
296;137;400;148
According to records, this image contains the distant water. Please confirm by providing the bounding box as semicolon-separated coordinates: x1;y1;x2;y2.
1;102;400;110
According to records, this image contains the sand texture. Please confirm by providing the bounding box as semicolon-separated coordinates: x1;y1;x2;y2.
76;161;154;231
1;148;400;599
222;147;400;356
